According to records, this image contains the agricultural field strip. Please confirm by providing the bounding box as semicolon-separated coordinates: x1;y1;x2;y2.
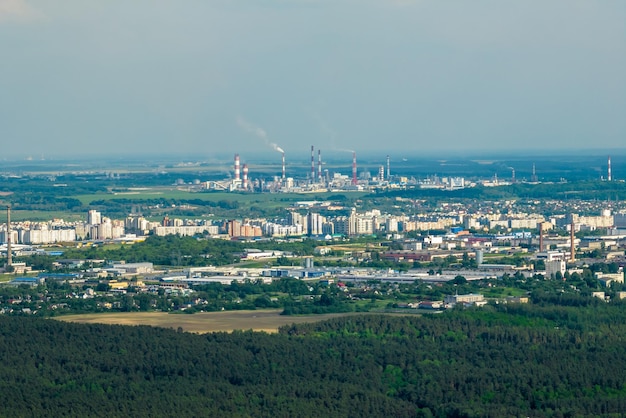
56;310;383;333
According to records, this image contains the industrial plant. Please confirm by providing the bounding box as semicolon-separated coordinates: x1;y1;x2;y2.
200;148;477;194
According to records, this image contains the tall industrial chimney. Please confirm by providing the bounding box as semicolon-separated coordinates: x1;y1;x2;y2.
282;152;286;180
570;219;575;262
310;146;315;180
608;156;612;181
6;205;11;269
242;164;249;190
317;150;322;182
539;222;544;252
234;154;241;181
386;155;390;180
352;152;357;186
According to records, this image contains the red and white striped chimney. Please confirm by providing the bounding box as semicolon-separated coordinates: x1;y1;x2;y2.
234;154;240;181
318;149;322;181
351;152;357;185
311;146;315;180
608;156;612;181
242;164;249;189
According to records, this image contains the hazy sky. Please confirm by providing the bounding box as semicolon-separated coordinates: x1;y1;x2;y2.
1;0;625;158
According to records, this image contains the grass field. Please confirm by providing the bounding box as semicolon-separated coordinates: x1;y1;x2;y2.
56;309;369;333
9;210;84;222
481;287;527;298
73;190;370;205
0;274;15;283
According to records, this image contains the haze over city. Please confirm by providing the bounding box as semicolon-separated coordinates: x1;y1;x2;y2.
1;0;625;158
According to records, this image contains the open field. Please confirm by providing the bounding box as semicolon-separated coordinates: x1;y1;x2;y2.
0;274;15;283
9;210;83;222
326;243;371;251
73;190;370;205
56;309;373;333
481;287;527;298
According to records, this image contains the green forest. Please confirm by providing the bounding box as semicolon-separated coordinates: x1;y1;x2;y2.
2;302;626;417
57;234;320;267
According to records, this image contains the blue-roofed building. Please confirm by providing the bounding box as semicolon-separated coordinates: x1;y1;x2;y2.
38;273;81;281
301;270;326;278
9;277;45;287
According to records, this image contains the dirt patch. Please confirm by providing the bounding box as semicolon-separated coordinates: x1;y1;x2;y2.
56;309;366;333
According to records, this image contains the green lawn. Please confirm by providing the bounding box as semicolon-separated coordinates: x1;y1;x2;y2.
481;287;527;298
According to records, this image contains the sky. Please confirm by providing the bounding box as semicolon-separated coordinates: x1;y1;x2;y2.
1;0;625;159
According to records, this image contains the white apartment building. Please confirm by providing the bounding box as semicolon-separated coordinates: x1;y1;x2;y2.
384;217;399;233
152;225;219;237
355;217;374;235
333;217;351;235
509;219;539;229
287;212;308;235
21;228;76;244
307;213;326;236
262;223;304;237
88;210;102;225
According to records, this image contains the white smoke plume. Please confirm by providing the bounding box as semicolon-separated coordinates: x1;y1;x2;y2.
0;0;43;22
237;116;283;153
311;112;353;153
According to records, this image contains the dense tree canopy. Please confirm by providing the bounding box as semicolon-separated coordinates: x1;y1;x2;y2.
62;235;320;267
2;302;626;416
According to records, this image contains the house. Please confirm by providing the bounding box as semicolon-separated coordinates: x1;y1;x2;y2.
56;259;86;269
314;246;331;256
108;280;131;290
592;291;606;301
418;300;443;309
110;262;154;275
506;296;529;304
8;262;31;275
595;272;625;287
444;293;486;307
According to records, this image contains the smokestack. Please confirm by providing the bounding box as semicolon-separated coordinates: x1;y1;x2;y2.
570;219;575;262
6;205;11;268
352;152;357;186
311;146;315;180
608;156;612;181
234;154;240;181
282;152;286;180
318;150;322;182
511;168;516;183
539;222;544;252
386;155;390;180
242;164;249;190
